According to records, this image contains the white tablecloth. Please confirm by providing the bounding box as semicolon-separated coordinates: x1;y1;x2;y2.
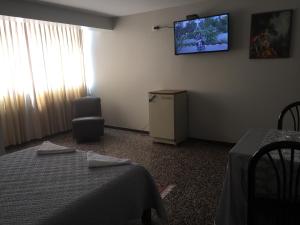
215;128;300;225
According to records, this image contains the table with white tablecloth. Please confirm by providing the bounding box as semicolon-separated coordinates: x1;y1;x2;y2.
215;128;300;225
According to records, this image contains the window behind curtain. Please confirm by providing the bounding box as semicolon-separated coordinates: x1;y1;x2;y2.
0;16;87;146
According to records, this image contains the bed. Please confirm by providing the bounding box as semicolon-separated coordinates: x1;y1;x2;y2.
0;144;167;225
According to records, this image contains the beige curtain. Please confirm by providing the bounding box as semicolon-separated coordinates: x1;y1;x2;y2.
0;16;87;146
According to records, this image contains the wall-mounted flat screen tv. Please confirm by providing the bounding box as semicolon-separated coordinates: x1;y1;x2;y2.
174;13;229;55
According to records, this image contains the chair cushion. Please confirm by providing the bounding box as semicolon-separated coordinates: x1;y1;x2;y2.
72;116;104;123
72;117;104;142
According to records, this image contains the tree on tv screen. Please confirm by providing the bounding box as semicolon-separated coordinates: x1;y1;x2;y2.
175;15;228;49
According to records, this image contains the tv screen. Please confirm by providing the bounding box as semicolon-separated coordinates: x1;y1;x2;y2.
174;13;229;55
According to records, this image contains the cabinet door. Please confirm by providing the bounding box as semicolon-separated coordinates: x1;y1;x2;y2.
149;94;174;140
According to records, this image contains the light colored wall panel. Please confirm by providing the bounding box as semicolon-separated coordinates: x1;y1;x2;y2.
88;0;300;143
0;0;115;29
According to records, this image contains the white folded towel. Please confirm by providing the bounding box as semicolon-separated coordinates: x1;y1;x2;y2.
36;141;76;155
87;151;131;168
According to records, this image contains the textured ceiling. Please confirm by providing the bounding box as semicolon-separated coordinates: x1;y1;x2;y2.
30;0;204;16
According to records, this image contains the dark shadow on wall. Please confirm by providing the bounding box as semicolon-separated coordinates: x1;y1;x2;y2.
187;90;226;140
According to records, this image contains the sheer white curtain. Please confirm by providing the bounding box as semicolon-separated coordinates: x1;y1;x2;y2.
0;16;87;146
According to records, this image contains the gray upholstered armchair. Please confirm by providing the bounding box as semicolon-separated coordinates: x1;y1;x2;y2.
0;126;5;155
72;96;104;142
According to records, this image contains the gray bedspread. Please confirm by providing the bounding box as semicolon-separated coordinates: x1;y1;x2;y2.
0;146;166;225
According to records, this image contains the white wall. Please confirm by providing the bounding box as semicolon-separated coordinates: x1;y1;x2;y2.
87;0;300;143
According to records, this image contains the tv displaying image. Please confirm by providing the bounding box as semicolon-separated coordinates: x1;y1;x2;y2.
174;13;229;55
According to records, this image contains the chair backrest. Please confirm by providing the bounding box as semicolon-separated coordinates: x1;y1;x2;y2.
278;102;300;131
73;96;101;118
248;141;300;225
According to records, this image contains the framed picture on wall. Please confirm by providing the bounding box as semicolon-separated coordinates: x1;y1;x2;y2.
249;9;293;59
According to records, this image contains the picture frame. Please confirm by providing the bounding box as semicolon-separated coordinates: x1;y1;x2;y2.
249;9;293;59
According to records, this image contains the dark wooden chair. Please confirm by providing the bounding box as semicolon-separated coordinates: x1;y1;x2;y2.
278;101;300;131
248;141;300;225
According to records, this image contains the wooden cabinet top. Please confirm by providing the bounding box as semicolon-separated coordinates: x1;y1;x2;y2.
149;90;187;95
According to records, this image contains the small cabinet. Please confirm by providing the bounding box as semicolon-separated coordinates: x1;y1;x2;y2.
149;90;188;145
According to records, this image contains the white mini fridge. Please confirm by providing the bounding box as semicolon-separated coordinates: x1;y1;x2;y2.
149;90;188;145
